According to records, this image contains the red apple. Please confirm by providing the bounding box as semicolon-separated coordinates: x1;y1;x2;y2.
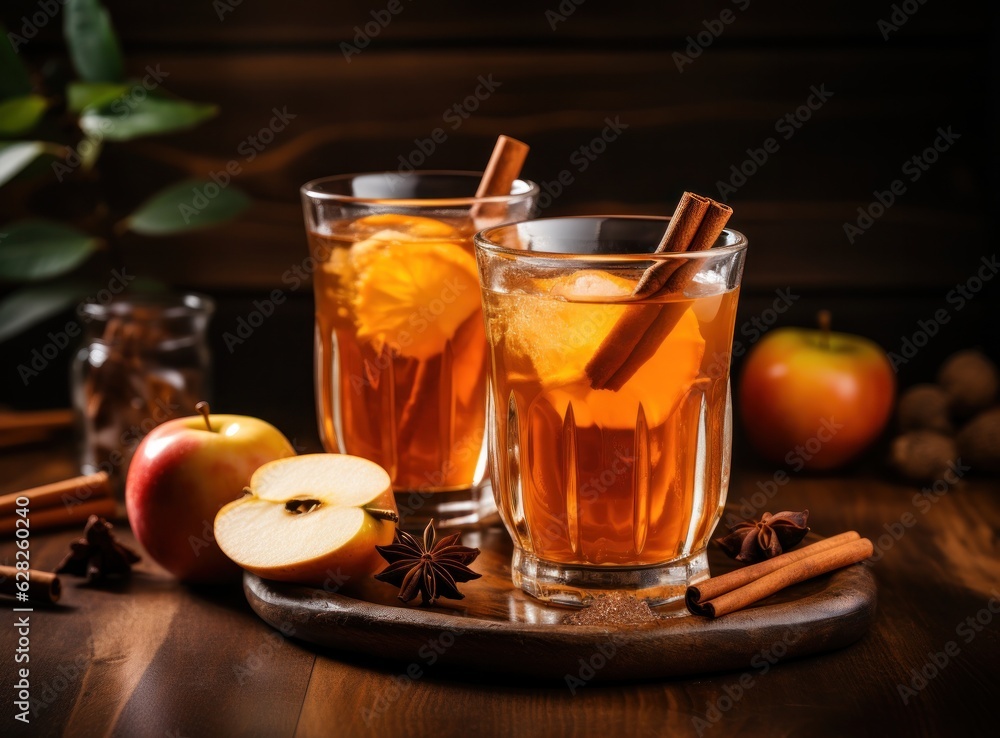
125;403;296;582
739;312;895;470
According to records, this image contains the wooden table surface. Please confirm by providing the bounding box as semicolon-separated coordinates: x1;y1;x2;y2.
1;442;997;738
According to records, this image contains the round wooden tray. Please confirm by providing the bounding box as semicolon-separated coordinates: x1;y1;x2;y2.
244;529;876;682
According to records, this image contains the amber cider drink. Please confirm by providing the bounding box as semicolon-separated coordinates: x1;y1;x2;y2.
475;216;747;606
301;173;538;528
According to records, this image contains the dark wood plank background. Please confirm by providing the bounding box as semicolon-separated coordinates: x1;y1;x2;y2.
1;0;997;442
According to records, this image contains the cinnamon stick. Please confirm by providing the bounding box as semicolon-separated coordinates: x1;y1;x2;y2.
0;497;117;537
0;565;61;604
396;354;439;452
0;408;74;434
688;531;861;605
585;193;732;391
0;427;53;450
473;134;530;221
0;472;112;517
396;136;529;448
687;536;873;618
0;409;75;449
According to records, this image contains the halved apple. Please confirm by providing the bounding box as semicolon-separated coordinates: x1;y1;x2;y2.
214;454;398;588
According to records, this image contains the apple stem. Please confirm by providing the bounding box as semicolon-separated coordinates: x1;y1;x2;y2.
365;507;400;523
818;310;832;349
195;401;213;432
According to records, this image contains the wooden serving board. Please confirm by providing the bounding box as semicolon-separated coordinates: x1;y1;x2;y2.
244;529;876;682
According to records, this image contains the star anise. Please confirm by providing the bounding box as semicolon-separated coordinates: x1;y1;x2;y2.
56;515;141;583
715;510;810;563
374;520;481;605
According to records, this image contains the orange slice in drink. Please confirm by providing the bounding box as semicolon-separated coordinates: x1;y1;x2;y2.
500;270;633;385
353;239;481;360
351;214;459;238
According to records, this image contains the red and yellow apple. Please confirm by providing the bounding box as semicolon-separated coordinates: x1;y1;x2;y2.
214;454;397;587
125;403;296;582
739;312;895;470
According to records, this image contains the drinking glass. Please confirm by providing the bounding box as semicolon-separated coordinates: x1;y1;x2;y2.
475;216;747;606
301;172;538;528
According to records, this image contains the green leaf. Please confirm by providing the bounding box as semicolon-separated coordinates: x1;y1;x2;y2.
0;95;48;137
0;282;88;343
124;179;250;235
0;220;100;281
67;81;129;112
0;142;52;188
78;95;218;141
0;24;32;99
63;0;125;83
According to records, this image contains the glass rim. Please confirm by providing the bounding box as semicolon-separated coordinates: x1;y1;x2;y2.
300;170;539;207
78;292;215;320
474;215;748;261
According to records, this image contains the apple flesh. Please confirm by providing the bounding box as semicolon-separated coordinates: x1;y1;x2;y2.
126;412;296;582
214;454;397;587
739;321;895;470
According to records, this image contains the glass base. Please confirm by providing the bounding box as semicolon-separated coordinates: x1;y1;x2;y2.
511;548;710;611
393;481;497;531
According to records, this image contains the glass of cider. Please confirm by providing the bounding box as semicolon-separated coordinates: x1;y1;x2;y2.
475;216;747;606
301;172;537;528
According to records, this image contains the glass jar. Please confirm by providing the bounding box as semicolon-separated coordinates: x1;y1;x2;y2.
73;293;214;495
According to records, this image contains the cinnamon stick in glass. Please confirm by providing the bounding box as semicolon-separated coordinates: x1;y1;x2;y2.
686;535;873;618
396;135;529;447
585;192;732;391
473;134;530;221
